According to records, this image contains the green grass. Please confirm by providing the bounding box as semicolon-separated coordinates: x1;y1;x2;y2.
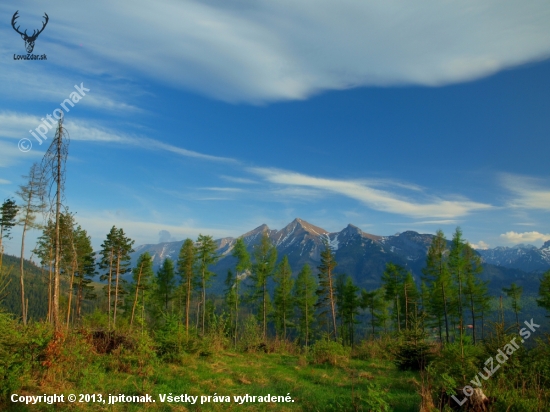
7;341;421;411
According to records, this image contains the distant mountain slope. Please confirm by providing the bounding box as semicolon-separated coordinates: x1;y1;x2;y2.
127;218;549;294
477;241;550;272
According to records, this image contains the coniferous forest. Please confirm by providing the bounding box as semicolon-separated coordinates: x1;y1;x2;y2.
1;118;550;412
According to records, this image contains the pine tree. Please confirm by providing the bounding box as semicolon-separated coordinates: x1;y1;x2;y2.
130;252;154;328
273;256;294;340
537;270;550;316
293;264;317;347
16;163;45;324
252;232;277;341
422;230;452;343
177;238;196;337
0;198;19;269
195;234;218;335
316;240;338;339
503;282;523;331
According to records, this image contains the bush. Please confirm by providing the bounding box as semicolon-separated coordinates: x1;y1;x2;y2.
0;312;27;400
309;338;350;366
390;330;435;371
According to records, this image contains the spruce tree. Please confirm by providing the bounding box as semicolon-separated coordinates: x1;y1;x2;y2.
273;255;294;340
293;264;317;347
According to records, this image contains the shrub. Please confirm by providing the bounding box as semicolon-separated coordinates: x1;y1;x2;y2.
390;329;435;371
0;311;27;400
309;338;350;366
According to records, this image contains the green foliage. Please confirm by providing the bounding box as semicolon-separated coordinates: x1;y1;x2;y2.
273;255;294;339
309;337;351;366
537;269;550;314
238;314;263;352
390;327;434;372
293;263;317;347
0;198;19;243
316;240;338;338
154;312;185;361
0;311;26;400
251;232;277;339
195;234;219;335
155;258;176;311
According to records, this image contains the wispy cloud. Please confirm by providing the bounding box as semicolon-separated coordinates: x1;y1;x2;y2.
201;187;244;192
2;1;550;104
502;174;550;211
250;167;492;218
220;175;258;184
500;231;550;244
0;112;236;164
67;121;236;162
0;179;11;184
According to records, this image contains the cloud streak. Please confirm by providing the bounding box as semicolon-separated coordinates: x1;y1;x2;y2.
502;174;550;211
250;167;492;218
2;1;550;104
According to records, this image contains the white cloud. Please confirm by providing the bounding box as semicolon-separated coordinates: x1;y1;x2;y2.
500;231;550;244
1;0;550;103
66;120;237;163
502;174;550;211
250;167;492;218
0;179;11;184
471;240;490;250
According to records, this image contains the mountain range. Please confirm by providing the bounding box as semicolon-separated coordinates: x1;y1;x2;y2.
130;218;550;293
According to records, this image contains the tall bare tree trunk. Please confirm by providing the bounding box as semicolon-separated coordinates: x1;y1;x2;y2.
130;263;143;328
20;231;27;325
52;122;62;332
107;248;113;331
113;253;120;329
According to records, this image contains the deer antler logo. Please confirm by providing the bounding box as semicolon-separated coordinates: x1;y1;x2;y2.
12;11;49;53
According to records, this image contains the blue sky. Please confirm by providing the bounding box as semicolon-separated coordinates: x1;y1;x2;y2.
1;0;550;256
